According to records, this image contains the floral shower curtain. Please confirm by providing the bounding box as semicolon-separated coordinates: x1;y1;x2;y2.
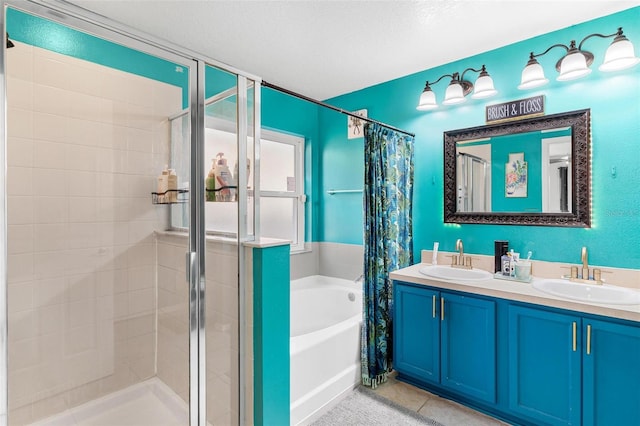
361;122;414;388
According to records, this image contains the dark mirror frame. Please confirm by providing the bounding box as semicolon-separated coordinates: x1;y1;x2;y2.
444;109;591;227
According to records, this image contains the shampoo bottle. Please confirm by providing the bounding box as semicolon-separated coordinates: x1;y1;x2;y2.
206;159;217;202
215;152;235;201
233;158;250;201
167;168;178;202
157;165;169;203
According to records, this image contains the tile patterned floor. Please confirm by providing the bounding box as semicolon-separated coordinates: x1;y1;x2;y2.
371;372;509;426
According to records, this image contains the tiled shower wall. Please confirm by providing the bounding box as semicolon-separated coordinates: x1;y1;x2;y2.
6;42;181;424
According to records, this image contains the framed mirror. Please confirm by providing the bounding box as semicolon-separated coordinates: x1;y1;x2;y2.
444;109;591;227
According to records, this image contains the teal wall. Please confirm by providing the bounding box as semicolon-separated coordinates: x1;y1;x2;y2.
252;244;290;426
318;108;366;244
319;6;640;269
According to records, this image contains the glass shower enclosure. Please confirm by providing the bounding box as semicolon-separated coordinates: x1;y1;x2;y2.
0;1;259;425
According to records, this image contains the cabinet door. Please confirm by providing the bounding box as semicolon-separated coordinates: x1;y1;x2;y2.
393;283;440;384
440;292;496;403
508;305;581;426
582;318;640;426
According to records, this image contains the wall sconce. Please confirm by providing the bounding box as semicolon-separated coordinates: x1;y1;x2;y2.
519;27;640;90
416;65;498;110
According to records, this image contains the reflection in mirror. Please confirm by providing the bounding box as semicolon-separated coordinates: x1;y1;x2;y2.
444;109;591;227
455;127;572;214
456;145;491;212
541;133;572;213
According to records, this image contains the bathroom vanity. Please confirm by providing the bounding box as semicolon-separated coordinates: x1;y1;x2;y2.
390;264;640;426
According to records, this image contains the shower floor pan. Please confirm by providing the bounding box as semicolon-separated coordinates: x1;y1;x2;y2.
28;378;188;426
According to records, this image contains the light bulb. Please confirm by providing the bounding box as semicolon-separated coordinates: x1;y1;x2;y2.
599;37;640;72
557;51;591;81
471;74;497;99
443;82;466;105
417;87;438;110
519;61;549;90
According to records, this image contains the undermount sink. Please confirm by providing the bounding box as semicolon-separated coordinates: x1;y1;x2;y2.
419;265;493;282
533;279;640;305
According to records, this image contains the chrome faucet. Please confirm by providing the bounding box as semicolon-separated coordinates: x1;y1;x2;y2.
451;239;473;269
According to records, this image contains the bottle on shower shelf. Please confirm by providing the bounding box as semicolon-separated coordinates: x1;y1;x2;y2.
233;158;251;201
157;165;169;203
214;152;235;202
206;159;217;202
167;168;178;202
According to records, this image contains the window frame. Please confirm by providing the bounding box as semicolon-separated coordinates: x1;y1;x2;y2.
169;122;306;252
259;129;306;252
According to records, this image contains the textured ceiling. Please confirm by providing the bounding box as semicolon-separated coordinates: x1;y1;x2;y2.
64;0;640;100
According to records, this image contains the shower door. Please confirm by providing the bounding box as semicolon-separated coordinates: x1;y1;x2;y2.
198;64;258;425
0;1;252;425
457;153;489;212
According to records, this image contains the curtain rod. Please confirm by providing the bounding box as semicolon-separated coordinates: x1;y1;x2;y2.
262;81;416;138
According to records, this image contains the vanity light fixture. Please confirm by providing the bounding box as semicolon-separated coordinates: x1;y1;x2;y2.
416;65;498;110
519;27;640;90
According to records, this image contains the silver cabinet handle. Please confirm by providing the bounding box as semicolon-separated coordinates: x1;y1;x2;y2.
432;295;436;318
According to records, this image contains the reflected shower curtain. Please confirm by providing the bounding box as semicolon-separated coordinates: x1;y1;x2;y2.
361;123;414;388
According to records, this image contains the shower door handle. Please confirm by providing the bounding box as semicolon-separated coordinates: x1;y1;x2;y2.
186;251;197;283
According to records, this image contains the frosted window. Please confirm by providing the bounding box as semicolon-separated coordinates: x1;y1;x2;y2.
261;140;295;192
260;197;296;241
259;131;305;252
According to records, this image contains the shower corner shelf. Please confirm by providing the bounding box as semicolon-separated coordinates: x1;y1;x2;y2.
205;185;239;202
152;189;189;204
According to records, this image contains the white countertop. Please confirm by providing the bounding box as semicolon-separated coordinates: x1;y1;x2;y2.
391;263;640;323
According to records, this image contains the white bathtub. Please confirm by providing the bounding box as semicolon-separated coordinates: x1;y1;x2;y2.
289;275;363;425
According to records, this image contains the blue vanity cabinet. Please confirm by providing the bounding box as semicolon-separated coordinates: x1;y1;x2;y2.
393;282;497;404
394;277;640;426
507;305;582;426
440;292;497;403
508;305;640;426
582;318;640;426
393;283;440;384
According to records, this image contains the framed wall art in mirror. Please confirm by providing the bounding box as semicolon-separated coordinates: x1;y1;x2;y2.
444;109;590;227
